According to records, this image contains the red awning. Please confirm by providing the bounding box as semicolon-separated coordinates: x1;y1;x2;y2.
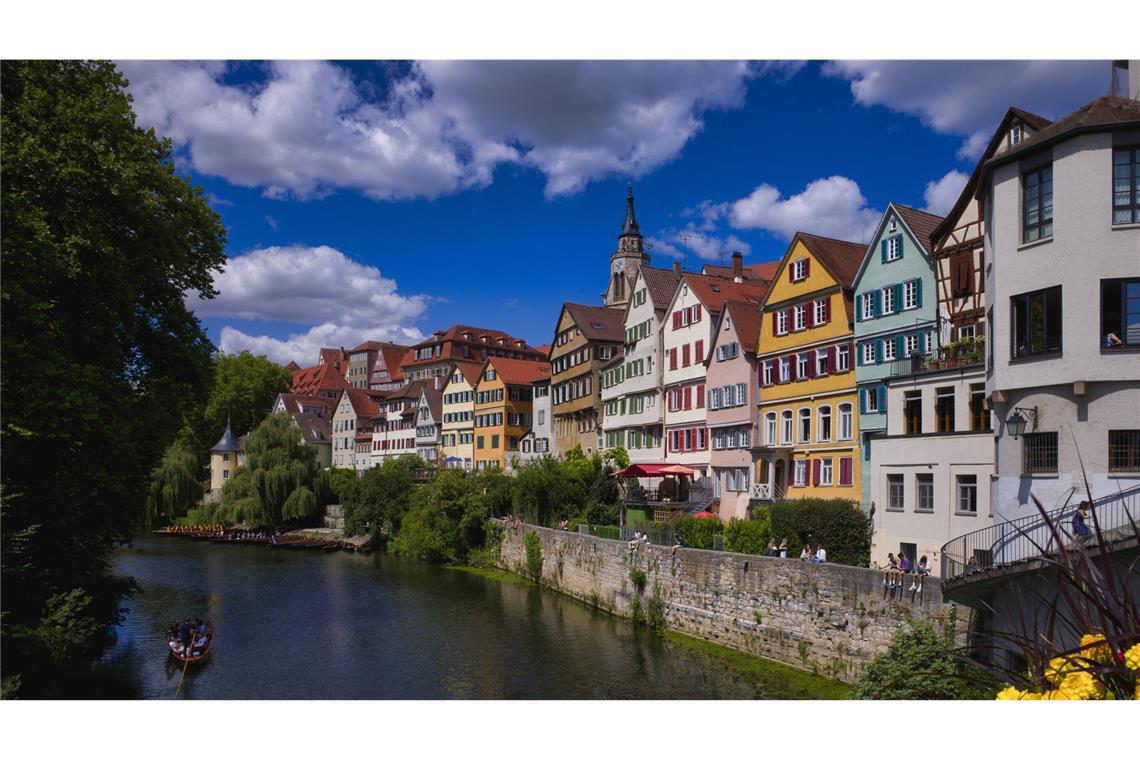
612;463;698;478
692;511;719;519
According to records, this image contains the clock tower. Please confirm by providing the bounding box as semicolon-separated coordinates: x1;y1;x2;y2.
604;184;651;308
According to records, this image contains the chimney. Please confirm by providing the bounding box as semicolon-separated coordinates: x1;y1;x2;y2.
731;251;743;276
673;261;682;280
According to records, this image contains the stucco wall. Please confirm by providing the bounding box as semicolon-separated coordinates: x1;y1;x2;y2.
498;524;957;683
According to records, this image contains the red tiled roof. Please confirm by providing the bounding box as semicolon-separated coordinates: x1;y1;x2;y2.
701;261;780;282
892;204;945;256
450;360;483;386
562;302;626;342
795;232;868;288
293;412;331;445
720;300;762;357
638;265;682;311
418;386;443;422
531;344;552;359
370;342;412;384
402;324;544;368
342;387;386;418
987;96;1139;168
318;347;348;370
291;362;351;396
275;393;335;416
487;357;552;386
681;273;770;315
285;361;301;371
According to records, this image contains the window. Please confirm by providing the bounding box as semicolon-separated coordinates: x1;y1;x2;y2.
905;333;919;357
798;408;812;443
865;386;880;413
814;298;827;325
838;404;853;441
1011;286;1062;358
969;384;989;431
763;362;774;386
836;344;850;372
779;357;791;383
1101;278;1140;347
904;390;922;435
794;460;807;487
1112;147;1140;225
1010;123;1023;145
881;286;896;315
886;236;901;262
1023;432;1058;474
820;458;833;486
957;475;978;514
818;405;832;442
1023;165;1054;243
861;293;875;321
776;310;788;335
791;258;809;281
936;387;955;433
477;436;484;450
816;348;829;376
916;473;934;512
1109;430;1140;472
222;469;230;480
794;304;807;331
781;410;794;444
958;324;976;342
904;280;918;310
222;453;230;462
882;338;896;362
887;474;904;510
765;412;777;445
796;353;808;378
861;342;875;366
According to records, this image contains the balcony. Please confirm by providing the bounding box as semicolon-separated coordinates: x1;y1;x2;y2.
889;339;985;378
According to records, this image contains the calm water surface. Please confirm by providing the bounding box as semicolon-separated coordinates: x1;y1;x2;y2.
98;537;843;699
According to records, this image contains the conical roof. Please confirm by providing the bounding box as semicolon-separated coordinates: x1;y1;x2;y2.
620;183;640;237
210;417;242;453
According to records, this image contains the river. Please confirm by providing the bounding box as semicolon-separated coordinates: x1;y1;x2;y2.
96;537;847;699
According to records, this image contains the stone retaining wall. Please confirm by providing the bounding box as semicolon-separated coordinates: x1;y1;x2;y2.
498;524;957;683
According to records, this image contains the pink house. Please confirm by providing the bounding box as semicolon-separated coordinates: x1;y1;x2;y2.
705;300;763;521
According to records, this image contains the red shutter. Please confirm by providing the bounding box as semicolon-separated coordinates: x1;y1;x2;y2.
696;384;705;408
695;340;704;362
669;348;677;370
691;427;698;450
684;387;692;410
789;356;798;382
682;344;690;366
771;314;777;337
695;305;702;323
808;302;817;328
785;308;793;331
826;346;835;374
673;311;681;329
806;353;816;378
804;259;811;278
812;459;821;487
840;457;852;486
787;462;795;487
823;297;831;324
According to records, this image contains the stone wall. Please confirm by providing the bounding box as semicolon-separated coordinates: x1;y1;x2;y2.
498;524;958;683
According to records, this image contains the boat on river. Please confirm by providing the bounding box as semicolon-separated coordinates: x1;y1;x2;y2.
167;620;214;664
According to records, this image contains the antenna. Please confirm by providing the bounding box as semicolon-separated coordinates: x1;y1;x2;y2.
680;233;691;272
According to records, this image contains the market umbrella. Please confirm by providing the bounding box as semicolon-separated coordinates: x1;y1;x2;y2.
692;511;719;519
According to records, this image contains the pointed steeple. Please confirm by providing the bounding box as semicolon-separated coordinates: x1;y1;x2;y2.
621;183;640;237
210;416;241;452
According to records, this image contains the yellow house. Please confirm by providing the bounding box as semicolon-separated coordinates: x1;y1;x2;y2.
549;302;625;456
208;417;244;501
473;357;552;471
440;361;481;471
755;233;867;504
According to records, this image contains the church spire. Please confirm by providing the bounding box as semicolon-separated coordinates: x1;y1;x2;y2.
621;183;640;237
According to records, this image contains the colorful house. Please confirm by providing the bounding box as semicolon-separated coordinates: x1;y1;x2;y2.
852;204;942;510
756;233;865;504
473;357;552;471
440;362;481;471
208;418;243;501
550;303;625;456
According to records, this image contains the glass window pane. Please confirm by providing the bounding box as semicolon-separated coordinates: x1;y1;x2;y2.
1115;209;1134;224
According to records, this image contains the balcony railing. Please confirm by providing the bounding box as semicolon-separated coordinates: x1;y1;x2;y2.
750;482;784;501
940;484;1140;580
889;343;984;378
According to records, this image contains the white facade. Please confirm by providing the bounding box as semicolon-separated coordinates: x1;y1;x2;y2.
370;392;418;467
414;389;441;464
331;391;358;469
600;269;667;462
870;366;994;575
661;280;713;473
985;125;1140;524
517;379;553;465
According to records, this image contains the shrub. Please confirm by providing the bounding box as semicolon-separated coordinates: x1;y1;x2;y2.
524;531;543;582
724;517;770;555
674;516;722;549
769;498;870;565
629;567;647;595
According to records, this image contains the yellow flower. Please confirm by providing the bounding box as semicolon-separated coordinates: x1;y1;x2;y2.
1057;670;1106;700
1124;643;1140;672
1045;656;1079;684
996;685;1024;700
1079;633;1112;663
1041;689;1070;700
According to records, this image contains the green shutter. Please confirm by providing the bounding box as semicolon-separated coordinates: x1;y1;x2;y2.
871;290;880;318
895;235;904;259
880;239;888;263
895;283;904;311
859;388;867;414
874;341;883;363
896;334;905;358
915;278;923;308
855;293;863;321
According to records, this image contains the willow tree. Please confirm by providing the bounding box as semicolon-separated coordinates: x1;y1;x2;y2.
146;444;204;526
217;413;329;526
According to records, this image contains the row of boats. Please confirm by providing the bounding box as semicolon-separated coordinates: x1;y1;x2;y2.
151;527;369;552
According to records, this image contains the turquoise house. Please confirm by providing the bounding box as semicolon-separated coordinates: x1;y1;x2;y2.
852;204;942;510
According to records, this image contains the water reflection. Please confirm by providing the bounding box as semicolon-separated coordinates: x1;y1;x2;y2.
96;538;842;699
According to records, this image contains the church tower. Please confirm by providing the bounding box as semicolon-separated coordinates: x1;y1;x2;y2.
604;184;651;308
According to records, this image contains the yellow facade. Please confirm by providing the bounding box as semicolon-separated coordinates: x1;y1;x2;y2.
473;359;540;471
441;364;477;471
758;236;862;503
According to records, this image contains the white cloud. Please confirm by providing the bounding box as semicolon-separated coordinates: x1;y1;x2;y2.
189;244;427;365
728;176;880;243
647;229;752;263
822;60;1106;160
120;60;767;200
922;170;969;216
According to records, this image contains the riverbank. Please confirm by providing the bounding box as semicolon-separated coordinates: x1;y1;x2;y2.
495;523;958;684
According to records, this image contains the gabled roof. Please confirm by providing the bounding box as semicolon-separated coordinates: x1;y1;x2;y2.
681;273;770;315
293;412;331;445
370;342;412;384
291;362;351;396
892;205;944;256
638;265;682;311
340;387;386;419
319;347;348;369
794;232;868;288
985;96;1139;171
718;300;762;359
417;386;443;423
562;302;626;342
388;379;427;403
403;324;544;367
701;261;780;282
275;393;335;416
285;361;301;371
530;343;552;359
486;356;552;386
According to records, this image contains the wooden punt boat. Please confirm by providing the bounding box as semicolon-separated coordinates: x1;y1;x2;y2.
167;620;214;664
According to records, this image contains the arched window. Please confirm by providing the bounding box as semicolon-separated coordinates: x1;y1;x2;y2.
818;405;832;442
798;407;812;443
781;410;794;444
838;403;854;441
765;412;777;445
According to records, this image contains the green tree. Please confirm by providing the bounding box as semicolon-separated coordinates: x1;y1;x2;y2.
851;613;997;700
1;61;227;696
342;455;420;540
211;413;329;526
391;469;488;563
146;443;204;526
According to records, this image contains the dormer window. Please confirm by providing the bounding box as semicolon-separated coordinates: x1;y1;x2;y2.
791;258;809;281
887;218;898;234
1011;123;1023;146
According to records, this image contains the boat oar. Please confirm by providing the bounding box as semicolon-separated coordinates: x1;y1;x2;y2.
174;636;191;699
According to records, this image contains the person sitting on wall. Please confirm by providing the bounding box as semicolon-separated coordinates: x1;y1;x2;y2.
1072;501;1093;541
898;552;911;583
883;553;899;588
965;556;981;575
910;555;930;593
765;538;777;557
810;546;826;563
800;544;811;561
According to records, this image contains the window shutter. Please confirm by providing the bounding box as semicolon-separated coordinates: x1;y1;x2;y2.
804;259;811;278
827;346;836;373
896;236;903;259
915;278;923;308
812;459;821;487
874;341;883;364
840;457;852;486
881;239;888;263
695;340;704;362
669;348;677;370
855;293;863;322
684;387;692;410
789;356;798;381
823;297;831;324
859;388;867;414
696;384;705;408
895;283;904;311
673;311;681;329
877;385;886;410
871;291;880;318
805;353;816;378
784;307;793;330
895;334;905;358
808;301;817;328
787;462;795;487
771;314;778;337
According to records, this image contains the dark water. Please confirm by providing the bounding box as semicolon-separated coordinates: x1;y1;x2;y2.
97;537;844;699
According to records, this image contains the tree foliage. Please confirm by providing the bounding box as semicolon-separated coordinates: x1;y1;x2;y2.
767;499;871;565
208;413;328;526
1;60;227;696
342;456;420;540
391;469;489;563
724;517;771;555
146;443;204;526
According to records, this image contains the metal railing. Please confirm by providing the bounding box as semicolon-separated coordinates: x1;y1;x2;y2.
940;484;1140;579
888;345;984;378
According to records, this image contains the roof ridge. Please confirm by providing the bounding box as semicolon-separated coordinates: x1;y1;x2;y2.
797;230;868;247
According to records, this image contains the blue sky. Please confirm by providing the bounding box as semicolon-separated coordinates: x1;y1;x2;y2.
118;60;1108;365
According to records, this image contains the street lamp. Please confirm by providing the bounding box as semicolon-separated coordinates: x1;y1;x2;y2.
1005;406;1038;440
